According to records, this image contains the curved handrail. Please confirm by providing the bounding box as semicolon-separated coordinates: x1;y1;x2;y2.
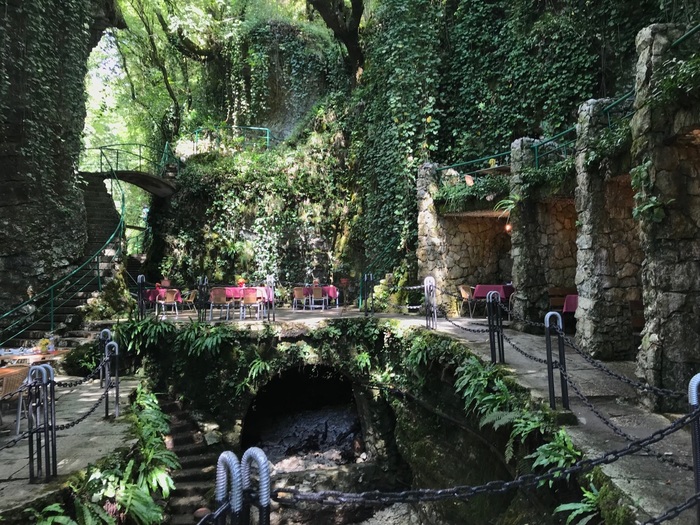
0;150;126;346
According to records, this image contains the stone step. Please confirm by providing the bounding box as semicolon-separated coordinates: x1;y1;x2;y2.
171;464;217;483
166;493;210;516
176;452;221;471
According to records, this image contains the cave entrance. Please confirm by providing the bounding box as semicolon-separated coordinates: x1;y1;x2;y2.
241;365;363;469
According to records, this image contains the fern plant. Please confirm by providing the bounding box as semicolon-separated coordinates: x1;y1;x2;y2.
554;480;601;525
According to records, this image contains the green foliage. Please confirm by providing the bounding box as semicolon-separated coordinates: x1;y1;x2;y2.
555;479;600;525
526;428;582;487
630;159;674;223
434;175;510;214
652;53;700;107
347;0;443;274
586;122;632;168
25;384;176;524
61;343;104;377
518;157;577;198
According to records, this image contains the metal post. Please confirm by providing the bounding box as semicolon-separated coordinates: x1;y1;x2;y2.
49;288;54;333
137;274;146;321
486;291;500;363
688;374;700;525
99;329;111;388
544;312;563;409
107;341;120;417
241;448;271;525
97;254;102;291
215;451;243;525
266;275;275;322
104;341;111;419
424;276;437;330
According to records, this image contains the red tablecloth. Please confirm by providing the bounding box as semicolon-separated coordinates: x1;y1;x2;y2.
473;284;515;301
303;286;338;299
223;286;274;302
562;294;578;313
144;289;182;303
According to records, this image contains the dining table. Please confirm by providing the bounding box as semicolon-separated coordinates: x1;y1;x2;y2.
224;286;274;303
143;288;183;303
473;284;515;301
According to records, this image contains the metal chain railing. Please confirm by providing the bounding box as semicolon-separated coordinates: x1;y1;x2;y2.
549;326;685;399
559;366;693;471
271;407;698;506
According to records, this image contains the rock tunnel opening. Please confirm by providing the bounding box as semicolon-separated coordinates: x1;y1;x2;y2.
241;365;364;469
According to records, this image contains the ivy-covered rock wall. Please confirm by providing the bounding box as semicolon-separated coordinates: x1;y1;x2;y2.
0;0;123;308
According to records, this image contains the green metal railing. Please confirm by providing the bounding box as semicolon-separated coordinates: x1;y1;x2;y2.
602;22;700;127
80;142;178;177
358;241;399;309
188;124;271;155
436;150;511;175
532;126;577;168
0;151;126;347
442;22;700;179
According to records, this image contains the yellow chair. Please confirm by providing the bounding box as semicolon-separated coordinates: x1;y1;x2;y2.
310;286;328;310
0;365;29;434
182;289;198;312
458;285;476;318
240;288;262;320
209;288;232;320
292;287;308;310
156;289;179;317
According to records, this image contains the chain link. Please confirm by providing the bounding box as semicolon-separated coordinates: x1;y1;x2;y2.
55;356;109;389
55;383;110;430
501;332;549;365
559;367;692;471
555;330;685;399
0;429;31;451
642;491;700;524
273;406;699;506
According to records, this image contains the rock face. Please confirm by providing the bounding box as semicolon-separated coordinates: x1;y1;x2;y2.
0;0;123;310
630;24;700;409
575;99;641;360
417;163;512;313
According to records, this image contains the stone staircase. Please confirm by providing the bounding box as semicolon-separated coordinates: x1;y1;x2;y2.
2;176;122;349
160;396;223;525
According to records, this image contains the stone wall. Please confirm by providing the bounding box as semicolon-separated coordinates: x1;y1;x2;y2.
631;24;700;408
509;139;578;325
417;163;512;313
575;99;642;360
0;0;123;310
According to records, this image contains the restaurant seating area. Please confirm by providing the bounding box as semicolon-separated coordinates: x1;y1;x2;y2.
139;279;341;322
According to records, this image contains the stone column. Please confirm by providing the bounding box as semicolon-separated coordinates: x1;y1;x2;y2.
575;99;640;360
509;138;549;327
631;24;700;409
416;162;451;311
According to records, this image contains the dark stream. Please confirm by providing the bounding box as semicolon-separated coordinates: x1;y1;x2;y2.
241;365;365;470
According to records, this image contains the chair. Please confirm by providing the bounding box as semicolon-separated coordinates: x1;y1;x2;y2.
182;289;198;312
458;285;476;318
0;365;29;434
309;286;328;310
209;287;232;320
292;287;308;310
240;288;262;320
156;289;179;318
